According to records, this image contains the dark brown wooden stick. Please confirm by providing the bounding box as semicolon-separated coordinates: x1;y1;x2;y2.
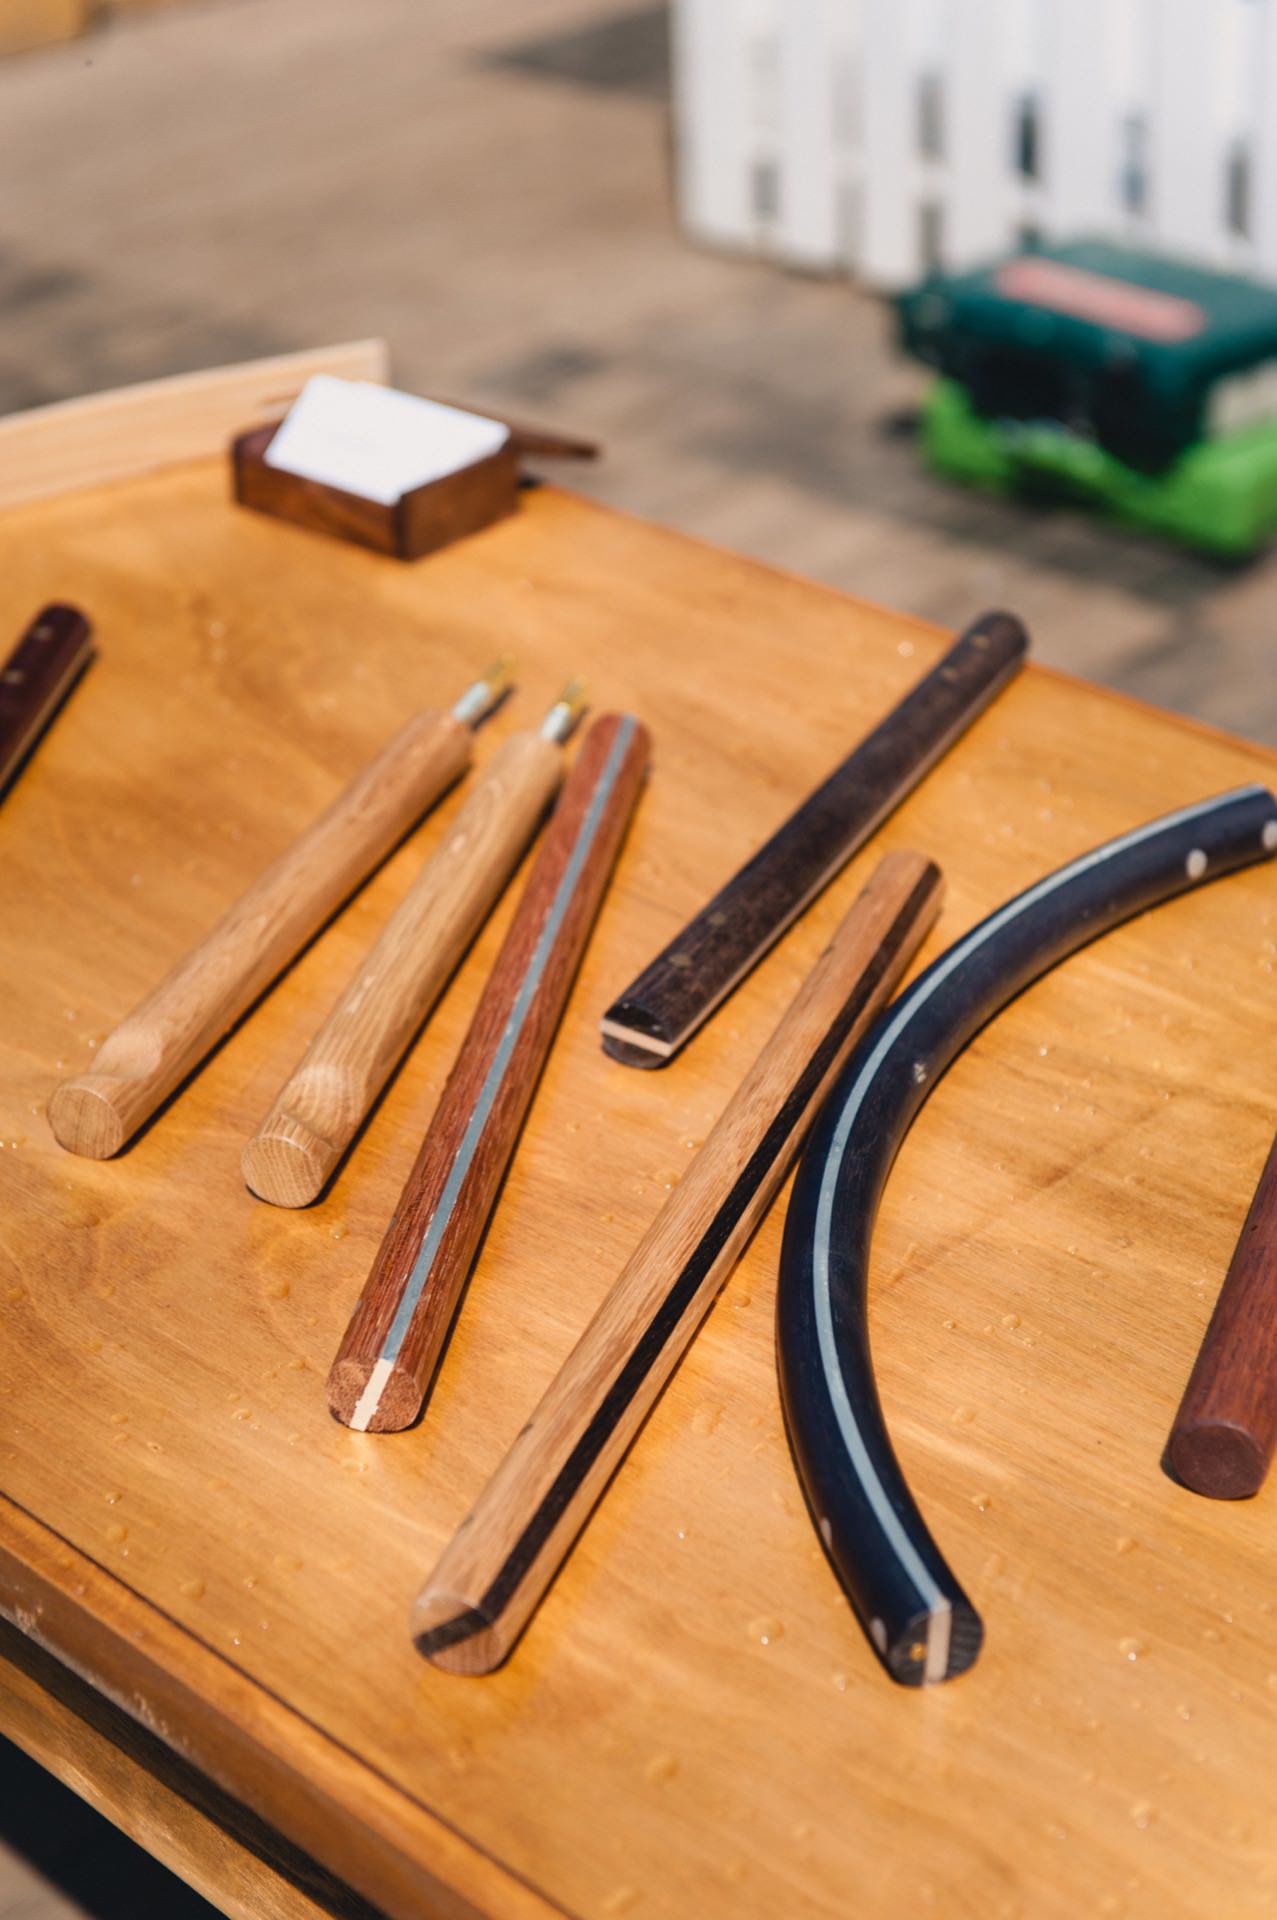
412;850;944;1674
329;712;650;1433
600;609;1027;1069
1168;1128;1277;1498
0;604;93;800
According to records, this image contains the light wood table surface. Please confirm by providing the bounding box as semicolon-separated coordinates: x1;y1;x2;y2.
2;453;1276;1920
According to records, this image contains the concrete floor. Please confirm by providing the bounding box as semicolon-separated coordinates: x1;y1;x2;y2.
1;2;1275;1915
0;0;1274;743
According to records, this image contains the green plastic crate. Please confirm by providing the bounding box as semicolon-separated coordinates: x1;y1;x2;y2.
899;239;1277;474
922;377;1277;558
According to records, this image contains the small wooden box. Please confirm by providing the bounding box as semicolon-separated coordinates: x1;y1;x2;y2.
232;419;523;561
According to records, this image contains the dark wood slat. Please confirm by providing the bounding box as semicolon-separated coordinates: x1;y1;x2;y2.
328;712;650;1433
599;609;1027;1068
0;605;93;801
1169;1126;1277;1498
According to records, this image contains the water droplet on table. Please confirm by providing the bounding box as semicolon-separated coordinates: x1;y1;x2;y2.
749;1615;784;1646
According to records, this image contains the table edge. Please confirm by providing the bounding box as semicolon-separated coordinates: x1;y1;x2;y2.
0;1495;569;1920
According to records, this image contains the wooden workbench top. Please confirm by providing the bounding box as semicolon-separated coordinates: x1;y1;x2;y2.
2;463;1276;1920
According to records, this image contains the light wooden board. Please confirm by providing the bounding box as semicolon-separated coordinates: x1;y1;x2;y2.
1;463;1276;1920
0;0;87;56
0;340;388;511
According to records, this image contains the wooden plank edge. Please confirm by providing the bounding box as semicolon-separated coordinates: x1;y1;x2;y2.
0;340;390;512
0;1495;566;1920
0;1617;379;1920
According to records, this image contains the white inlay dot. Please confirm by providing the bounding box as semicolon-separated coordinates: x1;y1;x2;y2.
1185;848;1207;880
1264;820;1277;853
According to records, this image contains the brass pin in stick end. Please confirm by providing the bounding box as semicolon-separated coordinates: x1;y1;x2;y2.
539;677;588;745
453;655;515;727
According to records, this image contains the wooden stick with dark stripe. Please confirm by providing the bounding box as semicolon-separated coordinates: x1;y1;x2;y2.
328;711;650;1433
412;849;943;1673
600;610;1025;1069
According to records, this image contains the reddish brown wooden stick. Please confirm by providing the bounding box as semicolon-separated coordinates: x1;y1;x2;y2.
1169;1129;1277;1498
0;604;93;800
329;711;650;1432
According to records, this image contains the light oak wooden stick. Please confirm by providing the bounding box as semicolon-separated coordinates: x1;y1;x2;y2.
412;849;943;1673
242;685;585;1208
48;664;511;1160
329;711;651;1432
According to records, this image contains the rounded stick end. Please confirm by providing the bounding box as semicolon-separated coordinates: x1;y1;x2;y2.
327;1355;423;1432
1169;1420;1267;1500
880;1601;984;1687
242;1118;337;1209
411;1584;509;1674
48;1081;127;1159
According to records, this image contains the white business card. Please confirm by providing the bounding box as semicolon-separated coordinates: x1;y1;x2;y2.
264;376;511;506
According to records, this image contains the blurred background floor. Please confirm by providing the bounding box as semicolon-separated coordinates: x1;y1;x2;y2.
0;2;1274;1912
0;0;1273;744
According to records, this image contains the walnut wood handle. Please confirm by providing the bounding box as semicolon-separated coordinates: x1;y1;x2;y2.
49;707;472;1159
1168;1128;1277;1498
328;712;650;1433
0;604;94;799
412;849;944;1673
600;610;1026;1068
242;730;563;1208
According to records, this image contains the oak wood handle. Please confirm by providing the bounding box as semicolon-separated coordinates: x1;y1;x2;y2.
0;604;94;799
242;730;563;1208
49;707;472;1159
328;712;651;1433
1169;1128;1277;1498
412;849;944;1673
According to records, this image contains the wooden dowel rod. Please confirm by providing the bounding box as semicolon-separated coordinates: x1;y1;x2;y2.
328;711;650;1433
600;610;1025;1069
0;604;94;800
1168;1127;1277;1499
242;692;584;1208
412;849;944;1673
48;665;512;1160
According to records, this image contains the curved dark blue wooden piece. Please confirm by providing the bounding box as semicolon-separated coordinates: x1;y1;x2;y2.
778;785;1277;1687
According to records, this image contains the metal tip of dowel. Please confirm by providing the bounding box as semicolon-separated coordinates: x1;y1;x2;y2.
453;656;515;727
538;677;588;745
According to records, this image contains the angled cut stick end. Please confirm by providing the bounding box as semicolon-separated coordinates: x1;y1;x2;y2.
598;1007;675;1069
48;1077;128;1159
327;1351;423;1432
867;845;943;913
411;1580;510;1675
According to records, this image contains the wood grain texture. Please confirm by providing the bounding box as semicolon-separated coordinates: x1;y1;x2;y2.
4;464;1277;1920
599;609;1027;1068
244;727;563;1210
328;713;650;1431
779;786;1277;1688
0;604;93;800
0;1619;381;1920
415;851;943;1672
1169;1126;1277;1497
0;342;389;512
49;705;472;1159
